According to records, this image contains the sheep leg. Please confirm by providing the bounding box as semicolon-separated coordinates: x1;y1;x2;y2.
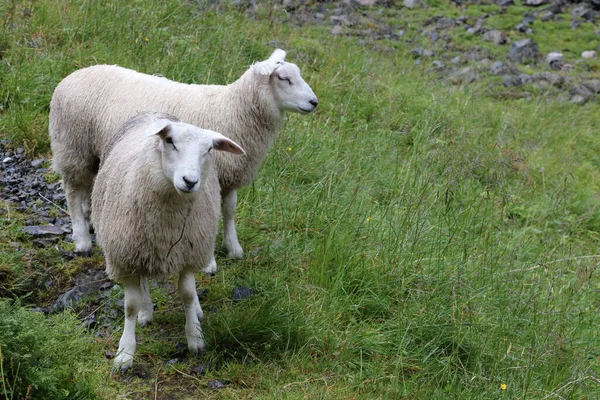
222;189;244;259
137;276;154;326
114;274;142;372
178;270;205;354
64;181;93;255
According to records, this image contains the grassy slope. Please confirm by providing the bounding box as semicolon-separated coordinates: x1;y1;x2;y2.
1;0;600;398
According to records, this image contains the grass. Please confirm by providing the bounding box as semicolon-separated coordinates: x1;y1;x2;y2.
1;0;600;398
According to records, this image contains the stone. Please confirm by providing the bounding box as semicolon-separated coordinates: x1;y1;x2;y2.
467;17;486;35
507;39;538;63
490;61;506;75
503;74;523;87
524;0;547;5
331;25;343;35
582;51;597;59
207;380;225;390
22;224;65;237
403;0;419;9
493;0;514;5
570;94;589;105
432;60;445;70
482;30;509;45
191;363;210;375
539;11;554;21
582;80;600;93
232;286;254;301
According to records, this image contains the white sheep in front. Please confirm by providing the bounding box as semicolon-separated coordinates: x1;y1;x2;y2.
49;49;318;269
91;112;245;371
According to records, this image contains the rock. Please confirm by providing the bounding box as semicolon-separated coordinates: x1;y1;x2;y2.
570;94;589;105
582;51;597;59
192;363;210;375
3;157;12;163
22;224;66;237
582;79;600;93
493;0;514;5
503;74;523;87
429;31;439;41
546;52;563;63
166;358;180;366
467;17;486;34
572;4;596;20
524;0;548;6
507;39;539;63
451;56;462;65
403;0;419;9
30;158;45;168
546;52;564;70
232;286;254;301
450;67;479;85
532;72;564;88
356;0;376;5
432;60;445;70
482;30;509;45
522;13;535;25
207;380;225;390
490;61;506;75
539;11;554;21
331;25;343;35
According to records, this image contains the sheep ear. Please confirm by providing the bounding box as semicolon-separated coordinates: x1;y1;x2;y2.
268;49;286;63
212;136;245;155
254;49;287;76
146;120;172;137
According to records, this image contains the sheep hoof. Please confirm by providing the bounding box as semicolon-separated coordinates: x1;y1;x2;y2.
202;259;217;275
113;354;133;373
74;250;93;258
137;312;153;327
224;245;244;260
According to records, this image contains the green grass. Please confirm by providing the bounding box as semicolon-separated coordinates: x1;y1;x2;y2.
1;0;600;398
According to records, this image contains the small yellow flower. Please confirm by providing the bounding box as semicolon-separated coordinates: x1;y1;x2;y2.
287;147;292;151
500;383;507;390
144;37;149;42
366;217;371;222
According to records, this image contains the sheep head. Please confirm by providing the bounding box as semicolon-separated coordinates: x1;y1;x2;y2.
147;119;245;195
253;49;319;114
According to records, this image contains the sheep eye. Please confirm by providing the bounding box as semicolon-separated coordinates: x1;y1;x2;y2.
165;137;173;144
278;76;292;85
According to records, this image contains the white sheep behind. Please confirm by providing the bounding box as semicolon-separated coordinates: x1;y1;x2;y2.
91;112;244;371
50;49;318;264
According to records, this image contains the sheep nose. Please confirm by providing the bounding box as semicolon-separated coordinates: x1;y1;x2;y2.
310;99;318;108
183;176;198;190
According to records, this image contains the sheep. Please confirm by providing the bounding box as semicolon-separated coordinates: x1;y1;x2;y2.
91;111;245;371
49;49;318;267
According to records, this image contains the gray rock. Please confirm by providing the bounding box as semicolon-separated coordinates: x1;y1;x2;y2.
532;72;564;88
30;158;45;168
539;10;554;21
493;0;514;5
451;56;462;65
232;286;254;301
524;0;548;6
507;39;539;63
490;61;506;75
22;224;66;237
572;4;596;21
207;380;225;390
467;17;486;35
582;51;597;59
503;74;523;87
432;60;445;70
570;94;589;105
192;363;210;375
331;25;343;35
451;67;479;85
403;0;419;9
582;79;600;93
435;17;456;30
482;29;509;45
